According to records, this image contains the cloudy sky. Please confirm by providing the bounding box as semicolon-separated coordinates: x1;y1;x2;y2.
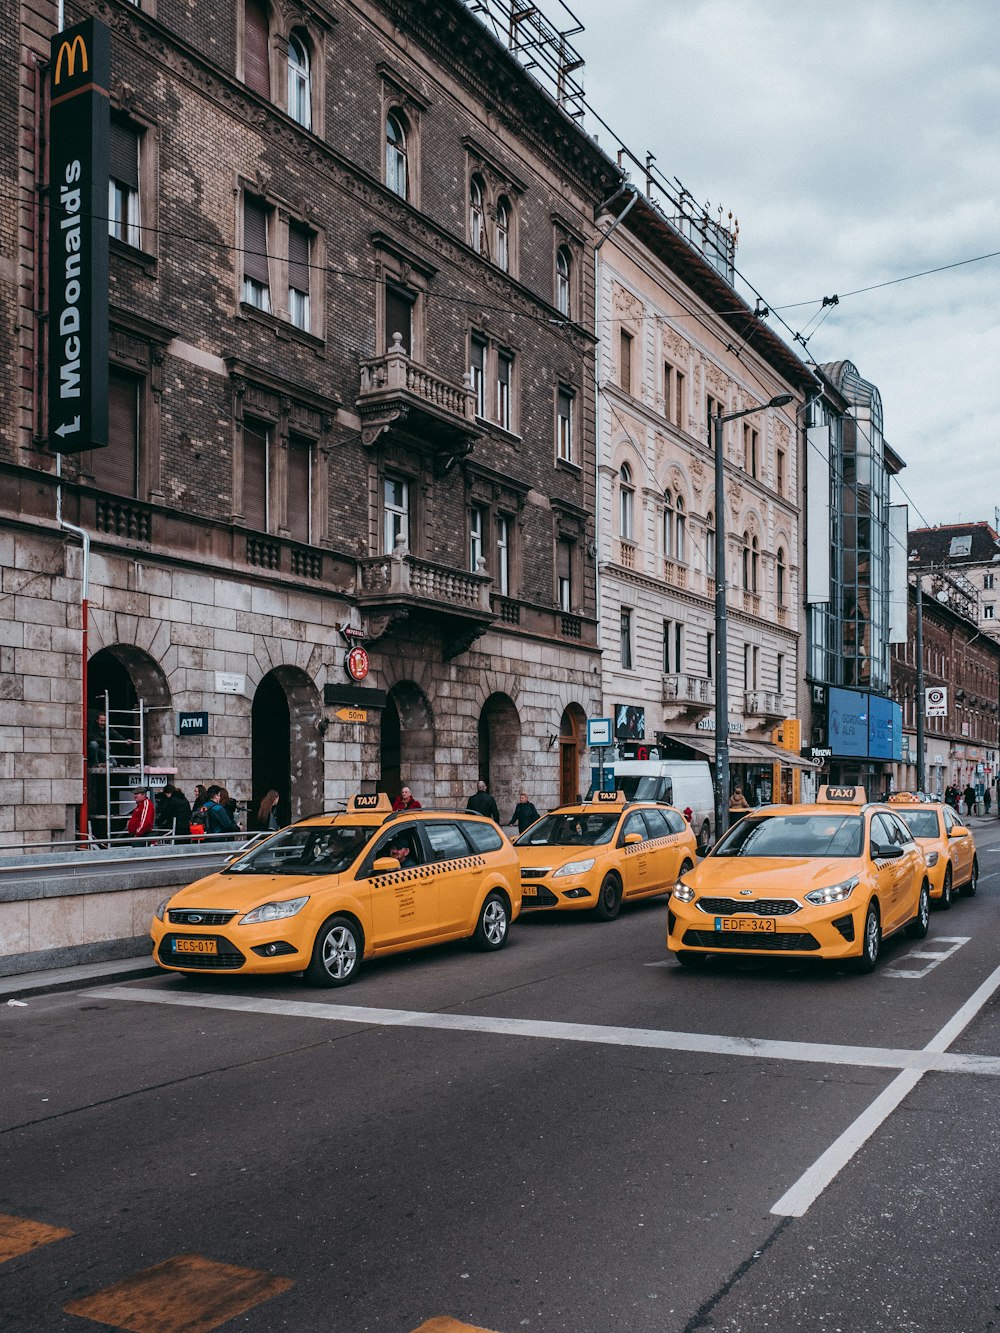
558;0;1000;529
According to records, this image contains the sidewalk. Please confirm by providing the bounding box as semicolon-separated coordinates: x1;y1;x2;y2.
1;957;159;1004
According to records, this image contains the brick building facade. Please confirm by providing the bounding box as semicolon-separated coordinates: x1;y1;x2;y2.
1;0;620;842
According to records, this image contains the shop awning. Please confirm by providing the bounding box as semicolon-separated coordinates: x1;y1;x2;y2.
661;733;819;769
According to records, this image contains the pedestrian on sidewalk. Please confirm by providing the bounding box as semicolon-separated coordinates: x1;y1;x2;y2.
466;778;500;822
126;788;156;842
509;789;541;834
984;787;992;816
202;785;241;836
963;784;976;817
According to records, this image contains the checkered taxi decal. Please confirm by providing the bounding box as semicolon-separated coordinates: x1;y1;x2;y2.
376;854;487;888
623;833;685;856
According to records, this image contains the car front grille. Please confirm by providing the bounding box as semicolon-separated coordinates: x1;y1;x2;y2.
168;909;237;926
697;897;801;916
682;929;820;952
520;868;551;879
159;935;246;969
520;886;559;907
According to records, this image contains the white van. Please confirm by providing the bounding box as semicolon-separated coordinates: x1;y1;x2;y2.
596;760;715;848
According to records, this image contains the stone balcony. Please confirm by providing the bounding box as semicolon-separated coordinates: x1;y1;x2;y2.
356;542;495;660
744;690;785;720
358;337;479;466
663;672;714;719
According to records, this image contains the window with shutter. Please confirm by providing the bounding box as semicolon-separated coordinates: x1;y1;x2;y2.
244;0;271;97
286;436;312;543
243;421;269;531
287;223;310;331
243;197;271;310
87;370;139;496
108;120;140;247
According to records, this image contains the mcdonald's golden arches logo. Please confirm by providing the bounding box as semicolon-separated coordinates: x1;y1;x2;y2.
54;33;88;85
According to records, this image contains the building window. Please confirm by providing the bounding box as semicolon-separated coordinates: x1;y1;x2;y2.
776;447;786;495
706;393;724;449
662;619;684;674
470;176;486;256
555;246;571;316
84;368;140;496
497;514;511;596
244;0;271;97
287;222;311;332
675;496;686;564
620;608;633;669
662;492;685;561
619;464;634;540
496;351;513;431
777;547;786;605
287;434;312;543
470;505;486;572
108;119;141;249
985;573;995;590
385;283;414;354
243;419;270;531
385;109;408;198
744;424;759;478
742;532;759;593
619;329;633;393
471;334;487;417
557;386;574;462
706;631;714;681
985;604;995;619
242;196;271;311
706;511;715;577
743;643;759;690
663;362;685;428
777;652;784;696
383;476;409;554
287;31;311;128
663;494;673;558
495;197;511;273
557;537;573;611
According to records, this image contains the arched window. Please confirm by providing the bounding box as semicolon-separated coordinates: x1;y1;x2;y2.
751;535;760;593
287;31;311;129
619;464;634;540
777;547;786;605
385;110;408;198
662;493;674;558
705;511;715;577
675;496;687;564
741;531;751;590
470;176;486;255
495;196;511;272
555;246;571;316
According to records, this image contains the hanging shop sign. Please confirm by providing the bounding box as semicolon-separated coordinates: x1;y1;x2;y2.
345;645;370;682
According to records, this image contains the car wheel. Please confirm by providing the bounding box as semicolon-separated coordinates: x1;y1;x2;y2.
698;821;712;851
593;873;623;921
676;950;707;969
473;892;510;950
678;858;694;880
907;880;931;939
853;900;881;973
938;864;953;910
305;915;362;987
961;855;979;898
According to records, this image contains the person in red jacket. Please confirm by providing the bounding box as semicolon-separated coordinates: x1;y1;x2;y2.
391;785;422;812
126;788;156;842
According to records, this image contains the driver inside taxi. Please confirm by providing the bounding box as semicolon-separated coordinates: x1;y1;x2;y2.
387;840;414;868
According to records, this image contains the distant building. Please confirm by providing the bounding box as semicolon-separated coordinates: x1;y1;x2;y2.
908;522;1000;645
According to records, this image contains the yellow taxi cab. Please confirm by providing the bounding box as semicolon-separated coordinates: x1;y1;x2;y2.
667;786;931;973
887;793;978;908
514;789;698;921
150;794;521;986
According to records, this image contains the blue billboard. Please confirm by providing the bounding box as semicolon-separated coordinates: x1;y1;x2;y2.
868;694;902;760
828;687;869;758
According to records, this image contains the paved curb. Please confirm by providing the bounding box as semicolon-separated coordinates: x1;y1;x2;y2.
1;958;160;1003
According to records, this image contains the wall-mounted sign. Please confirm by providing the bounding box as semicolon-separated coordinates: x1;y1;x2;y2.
695;717;744;734
587;717;612;747
335;707;368;723
48;18;111;454
177;711;209;736
215;671;246;695
340;624;366;643
345;645;370;682
925;687;948;717
614;704;645;741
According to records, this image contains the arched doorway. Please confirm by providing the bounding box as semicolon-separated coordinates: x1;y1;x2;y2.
380;681;435;804
478;693;522;818
559;703;586;806
251;667;322;826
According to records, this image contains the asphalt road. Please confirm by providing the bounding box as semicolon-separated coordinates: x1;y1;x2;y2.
3;818;1000;1333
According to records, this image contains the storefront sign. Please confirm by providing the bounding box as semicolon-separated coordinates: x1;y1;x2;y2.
345;645;370;682
48;18;111;453
695;717;744;733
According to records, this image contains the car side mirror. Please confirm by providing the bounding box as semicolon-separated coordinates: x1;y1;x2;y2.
696;844;711;858
871;842;902;860
949;825;970;838
372;857;401;874
623;832;643;845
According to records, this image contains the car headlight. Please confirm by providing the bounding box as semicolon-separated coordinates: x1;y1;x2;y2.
924;851;939;868
672;882;695;903
240;895;310;925
154;899;170;921
553;858;596;877
805;876;859;906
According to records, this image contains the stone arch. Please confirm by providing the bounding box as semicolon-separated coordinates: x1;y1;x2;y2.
380;679;436;804
477;692;523;818
251;665;322;825
558;701;587;806
87;643;174;767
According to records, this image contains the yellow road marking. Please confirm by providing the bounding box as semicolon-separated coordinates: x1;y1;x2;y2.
0;1213;73;1263
63;1253;293;1332
411;1320;503;1333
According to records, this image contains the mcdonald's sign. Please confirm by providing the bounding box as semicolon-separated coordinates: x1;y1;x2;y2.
48;18;111;454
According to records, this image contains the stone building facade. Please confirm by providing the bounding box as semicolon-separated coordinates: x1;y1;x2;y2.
2;0;620;842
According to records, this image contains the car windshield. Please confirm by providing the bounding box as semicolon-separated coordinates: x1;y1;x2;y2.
515;813;619;847
224;824;374;875
893;809;940;839
712;814;863;859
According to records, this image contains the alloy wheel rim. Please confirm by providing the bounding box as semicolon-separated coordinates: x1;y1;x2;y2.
920;887;929;928
483;900;506;944
865;911;879;961
323;925;357;978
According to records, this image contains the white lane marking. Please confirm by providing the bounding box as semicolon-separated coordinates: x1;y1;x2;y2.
771;958;1000;1217
883;936;969;979
88;985;1000;1077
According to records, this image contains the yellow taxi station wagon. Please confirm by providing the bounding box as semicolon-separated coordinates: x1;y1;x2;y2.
150;795;522;986
667;786;931;973
887;793;978;908
514;789;699;920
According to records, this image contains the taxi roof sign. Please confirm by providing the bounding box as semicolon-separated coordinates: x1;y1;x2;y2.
590;789;625;806
887;792;923;804
817;785;867;805
348;792;393;813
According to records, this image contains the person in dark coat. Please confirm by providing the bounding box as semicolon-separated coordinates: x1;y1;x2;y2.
963;784;976;816
466;779;500;822
155;785;192;837
202;785;241;835
509;790;540;834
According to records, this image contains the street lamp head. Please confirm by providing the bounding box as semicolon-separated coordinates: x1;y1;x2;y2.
767;393;794;408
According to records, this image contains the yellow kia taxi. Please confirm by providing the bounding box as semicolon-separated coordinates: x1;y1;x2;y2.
151;794;521;986
887;793;978;908
514;790;698;920
668;786;931;973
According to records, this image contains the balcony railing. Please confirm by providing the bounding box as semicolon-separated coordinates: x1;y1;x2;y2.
742;591;761;616
745;690;784;718
357;546;492;613
663;673;714;708
776;604;790;627
663;559;688;589
358;337;478;449
619;540;636;569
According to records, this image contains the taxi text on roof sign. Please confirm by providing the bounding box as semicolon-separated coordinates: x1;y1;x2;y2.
593;789;625;805
348;792;392;813
48;17;111;454
817;785;867;805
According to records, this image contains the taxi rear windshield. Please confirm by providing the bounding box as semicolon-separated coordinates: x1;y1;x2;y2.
225;825;375;875
515;813;619;847
893;809;939;839
714;814;862;858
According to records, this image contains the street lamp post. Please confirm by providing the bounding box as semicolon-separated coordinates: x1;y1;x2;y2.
712;393;794;841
